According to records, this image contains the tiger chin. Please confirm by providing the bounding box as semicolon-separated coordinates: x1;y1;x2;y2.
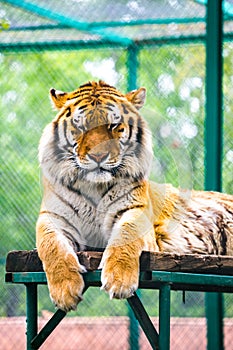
36;80;233;312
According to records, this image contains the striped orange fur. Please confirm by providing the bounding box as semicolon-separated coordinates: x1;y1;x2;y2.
36;80;233;311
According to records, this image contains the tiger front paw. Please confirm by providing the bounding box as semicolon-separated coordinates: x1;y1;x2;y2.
100;247;139;299
46;263;86;312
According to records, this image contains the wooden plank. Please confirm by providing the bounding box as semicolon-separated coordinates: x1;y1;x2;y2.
6;249;43;272
5;250;103;272
144;253;233;275
78;251;103;270
5;250;233;275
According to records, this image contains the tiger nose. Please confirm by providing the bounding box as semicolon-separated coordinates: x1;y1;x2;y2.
88;152;109;163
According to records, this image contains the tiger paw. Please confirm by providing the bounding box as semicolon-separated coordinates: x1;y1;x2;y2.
99;248;139;299
48;269;85;312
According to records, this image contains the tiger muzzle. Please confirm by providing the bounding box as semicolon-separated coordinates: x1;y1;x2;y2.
78;125;120;166
87;152;110;164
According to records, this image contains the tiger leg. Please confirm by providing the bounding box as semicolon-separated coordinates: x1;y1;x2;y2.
36;215;86;312
99;208;156;299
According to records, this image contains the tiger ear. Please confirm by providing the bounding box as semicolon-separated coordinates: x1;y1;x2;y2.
125;87;146;109
49;88;68;110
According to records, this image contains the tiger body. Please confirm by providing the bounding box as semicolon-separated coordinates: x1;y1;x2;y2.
37;81;233;311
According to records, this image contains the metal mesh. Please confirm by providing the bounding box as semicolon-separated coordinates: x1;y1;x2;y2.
1;1;233;349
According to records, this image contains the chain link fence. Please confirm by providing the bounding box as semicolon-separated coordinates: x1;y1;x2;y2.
1;0;233;349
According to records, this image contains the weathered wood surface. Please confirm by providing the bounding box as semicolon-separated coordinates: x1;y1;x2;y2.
6;249;43;272
5;249;233;275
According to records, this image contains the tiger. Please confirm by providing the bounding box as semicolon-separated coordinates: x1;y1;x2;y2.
36;80;233;312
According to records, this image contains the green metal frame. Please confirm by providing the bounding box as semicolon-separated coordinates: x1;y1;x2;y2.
205;0;223;192
5;270;233;350
2;0;205;31
126;51;140;349
2;0;133;46
2;0;233;53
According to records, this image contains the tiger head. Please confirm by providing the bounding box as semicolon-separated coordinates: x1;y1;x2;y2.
40;81;152;184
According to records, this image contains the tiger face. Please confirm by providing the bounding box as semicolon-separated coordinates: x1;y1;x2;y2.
45;80;152;184
73;105;130;183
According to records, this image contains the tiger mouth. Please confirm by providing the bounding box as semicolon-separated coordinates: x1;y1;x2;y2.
84;165;116;183
76;155;121;172
89;166;112;174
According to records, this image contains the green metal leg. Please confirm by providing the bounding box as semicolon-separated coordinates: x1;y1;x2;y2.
159;283;171;350
205;1;224;348
205;293;224;350
127;292;159;350
31;309;66;349
29;285;89;349
26;283;38;350
128;302;140;350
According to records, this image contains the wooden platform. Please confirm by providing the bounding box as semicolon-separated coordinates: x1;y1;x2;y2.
5;250;233;350
6;249;233;275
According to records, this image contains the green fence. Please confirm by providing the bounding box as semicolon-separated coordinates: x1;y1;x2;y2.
1;0;233;349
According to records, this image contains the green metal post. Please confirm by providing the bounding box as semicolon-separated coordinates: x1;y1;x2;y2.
31;309;66;348
159;283;171;350
206;293;224;350
205;0;223;191
128;301;140;350
205;1;224;350
26;283;38;350
127;293;159;350
127;44;140;350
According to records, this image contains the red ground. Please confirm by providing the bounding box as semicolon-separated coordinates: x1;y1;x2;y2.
0;316;232;349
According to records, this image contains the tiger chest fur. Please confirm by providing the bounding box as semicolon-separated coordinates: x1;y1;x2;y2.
41;175;151;250
36;80;233;312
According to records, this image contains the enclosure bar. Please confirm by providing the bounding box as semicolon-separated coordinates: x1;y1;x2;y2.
26;283;38;350
3;32;233;54
8;24;70;31
0;41;125;53
0;34;207;53
87;17;205;28
6;31;232;54
126;45;140;350
204;1;224;350
159;283;171;350
2;0;132;46
127;293;159;350
7;17;206;32
204;0;223;191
